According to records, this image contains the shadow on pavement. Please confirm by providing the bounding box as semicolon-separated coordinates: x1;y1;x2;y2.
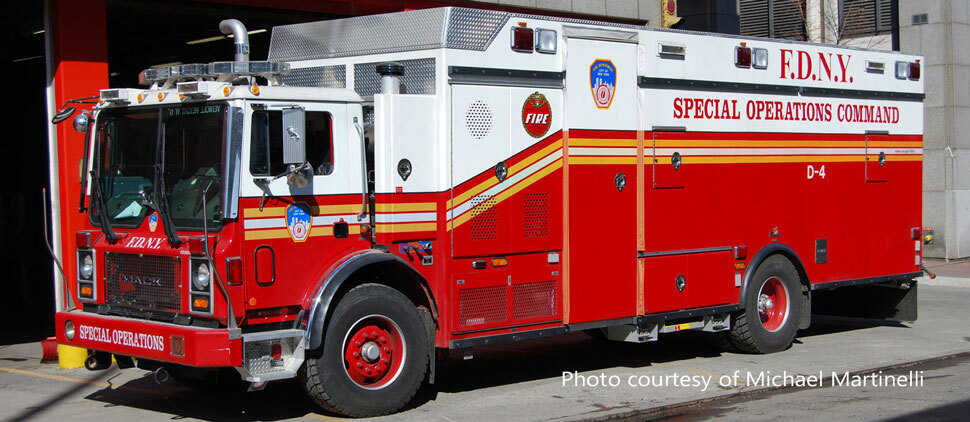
77;315;905;419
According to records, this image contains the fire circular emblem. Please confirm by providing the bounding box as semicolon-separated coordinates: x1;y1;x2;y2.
521;91;552;138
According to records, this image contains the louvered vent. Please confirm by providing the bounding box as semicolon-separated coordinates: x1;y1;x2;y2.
739;0;806;40
522;193;548;238
466;100;493;140
512;281;556;320
459;285;507;327
739;0;769;38
469;195;498;241
771;0;806;41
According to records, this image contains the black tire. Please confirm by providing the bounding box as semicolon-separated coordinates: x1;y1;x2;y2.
728;255;802;354
300;283;429;417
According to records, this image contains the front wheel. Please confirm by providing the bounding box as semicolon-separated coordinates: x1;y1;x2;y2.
728;255;802;353
300;283;429;417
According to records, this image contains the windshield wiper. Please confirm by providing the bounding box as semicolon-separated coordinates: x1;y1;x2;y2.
91;123;118;242
152;110;181;247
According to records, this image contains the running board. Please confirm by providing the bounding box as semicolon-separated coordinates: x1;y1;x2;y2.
607;313;732;343
235;329;305;383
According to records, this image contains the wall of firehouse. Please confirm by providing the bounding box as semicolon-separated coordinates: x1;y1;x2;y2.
19;0;640;346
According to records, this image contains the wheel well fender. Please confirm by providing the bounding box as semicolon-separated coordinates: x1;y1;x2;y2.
304;249;438;351
739;243;810;309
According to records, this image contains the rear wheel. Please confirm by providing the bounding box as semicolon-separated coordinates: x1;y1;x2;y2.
300;283;429;417
729;255;802;353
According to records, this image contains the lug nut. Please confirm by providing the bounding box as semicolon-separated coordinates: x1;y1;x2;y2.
383;347;390;353
357;362;363;368
380;336;386;343
353;352;359;358
355;341;361;347
371;331;378;338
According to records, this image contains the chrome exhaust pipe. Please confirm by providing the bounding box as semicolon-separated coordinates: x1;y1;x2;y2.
219;19;250;62
153;367;170;384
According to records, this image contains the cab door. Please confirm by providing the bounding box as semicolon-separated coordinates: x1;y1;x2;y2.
239;102;369;311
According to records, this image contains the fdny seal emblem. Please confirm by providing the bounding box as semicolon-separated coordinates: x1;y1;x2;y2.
148;212;158;233
521;91;552;138
285;203;313;242
589;59;617;109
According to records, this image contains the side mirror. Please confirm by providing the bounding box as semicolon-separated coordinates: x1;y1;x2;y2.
73;113;90;134
51;106;77;124
281;107;305;165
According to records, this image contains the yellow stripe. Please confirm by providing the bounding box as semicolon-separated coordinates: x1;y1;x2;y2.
450;141;562;210
376;222;437;233
243;226;337;240
569;156;638;165
243;204;360;218
653;139;922;148
648;154;922;165
569;138;638;147
374;202;437;212
451;159;563;231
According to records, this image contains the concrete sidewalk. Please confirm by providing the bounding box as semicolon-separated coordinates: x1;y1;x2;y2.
0;275;967;421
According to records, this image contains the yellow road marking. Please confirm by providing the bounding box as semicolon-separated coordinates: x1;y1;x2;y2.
0;367;163;395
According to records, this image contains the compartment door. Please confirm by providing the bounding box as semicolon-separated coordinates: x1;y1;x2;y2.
564;36;639;323
450;85;512;258
865;132;890;182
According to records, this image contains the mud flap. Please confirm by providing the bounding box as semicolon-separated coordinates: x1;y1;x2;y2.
812;281;918;322
418;307;436;384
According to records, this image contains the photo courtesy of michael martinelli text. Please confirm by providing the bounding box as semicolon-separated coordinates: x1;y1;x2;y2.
561;369;925;393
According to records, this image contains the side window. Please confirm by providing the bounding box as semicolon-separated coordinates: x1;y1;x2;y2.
250;110;334;176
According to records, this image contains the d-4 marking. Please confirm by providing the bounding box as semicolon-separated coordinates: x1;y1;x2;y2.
807;165;826;180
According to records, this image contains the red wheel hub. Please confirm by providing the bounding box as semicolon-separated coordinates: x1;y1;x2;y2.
343;316;405;389
757;276;790;332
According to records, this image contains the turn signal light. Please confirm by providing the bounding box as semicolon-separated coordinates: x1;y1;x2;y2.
188;237;206;256
735;262;747;271
193;297;209;309
80;286;93;296
76;231;92;249
492;257;508;267
271;343;282;359
226;257;243;285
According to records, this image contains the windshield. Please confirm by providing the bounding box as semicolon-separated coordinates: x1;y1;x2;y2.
92;103;226;231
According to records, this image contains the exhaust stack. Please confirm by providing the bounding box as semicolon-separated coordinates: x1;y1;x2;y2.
376;62;404;94
219;19;250;62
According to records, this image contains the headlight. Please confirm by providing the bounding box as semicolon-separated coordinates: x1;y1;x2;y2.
80;254;94;280
65;320;75;341
193;262;210;291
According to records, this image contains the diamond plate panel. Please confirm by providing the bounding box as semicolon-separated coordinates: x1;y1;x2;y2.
445;7;509;50
282;65;346;88
354;58;436;96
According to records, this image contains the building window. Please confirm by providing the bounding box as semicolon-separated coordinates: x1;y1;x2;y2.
739;0;807;41
840;0;893;37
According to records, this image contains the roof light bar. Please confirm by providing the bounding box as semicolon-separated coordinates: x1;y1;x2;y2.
138;61;289;86
99;89;130;104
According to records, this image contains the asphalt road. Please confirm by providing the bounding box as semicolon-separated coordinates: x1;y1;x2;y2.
1;273;968;421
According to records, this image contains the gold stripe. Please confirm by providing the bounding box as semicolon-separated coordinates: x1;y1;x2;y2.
649;154;923;165
451;159;563;231
450;141;562;209
376;222;437;233
243;204;360;219
569;138;638;147
374;202;437;212
653;139;922;148
569;156;638;165
243;226;336;240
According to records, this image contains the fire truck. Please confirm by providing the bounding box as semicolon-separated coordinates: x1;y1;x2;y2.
51;7;926;417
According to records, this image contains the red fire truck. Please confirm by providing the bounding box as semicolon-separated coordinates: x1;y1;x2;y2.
51;7;925;416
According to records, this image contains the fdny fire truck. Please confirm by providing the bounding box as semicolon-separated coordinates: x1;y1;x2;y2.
51;7;925;416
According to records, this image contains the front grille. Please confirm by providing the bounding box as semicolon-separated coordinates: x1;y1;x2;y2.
104;252;181;312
